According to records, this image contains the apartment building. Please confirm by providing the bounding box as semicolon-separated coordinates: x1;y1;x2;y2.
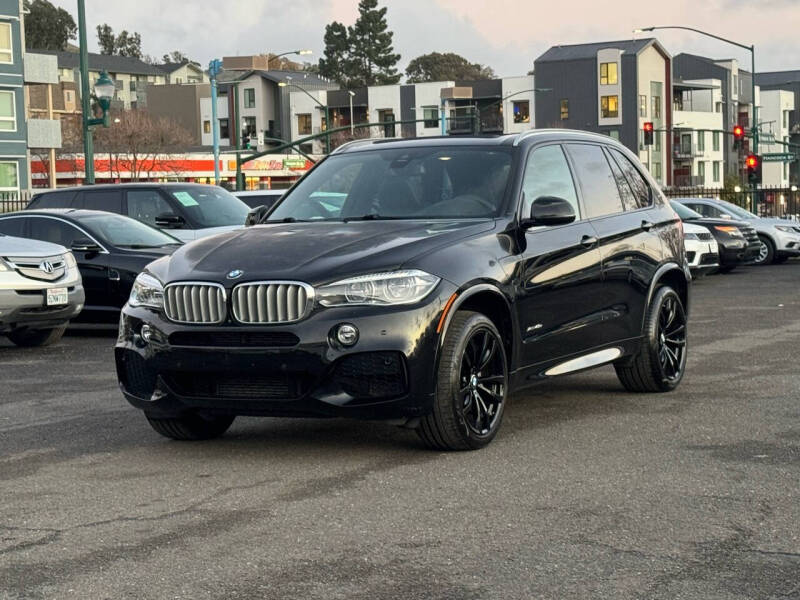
534;38;672;185
0;0;28;194
673;54;757;183
759;89;795;187
158;60;208;85
672;79;725;187
756;70;800;185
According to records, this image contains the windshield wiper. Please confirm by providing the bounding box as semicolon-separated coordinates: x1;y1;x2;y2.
344;214;403;222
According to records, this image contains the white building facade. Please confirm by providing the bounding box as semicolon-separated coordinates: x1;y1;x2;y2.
759;89;795;187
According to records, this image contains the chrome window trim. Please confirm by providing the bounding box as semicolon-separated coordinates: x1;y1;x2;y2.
231;280;315;325
163;281;228;325
0;214;110;254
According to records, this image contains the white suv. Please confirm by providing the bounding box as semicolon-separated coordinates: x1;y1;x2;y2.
0;234;84;346
683;222;719;276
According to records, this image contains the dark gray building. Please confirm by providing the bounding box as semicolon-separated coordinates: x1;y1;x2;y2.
755;70;800;184
673;53;755;182
534;38;672;185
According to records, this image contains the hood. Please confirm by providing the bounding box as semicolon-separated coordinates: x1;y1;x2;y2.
153;219;495;285
195;225;245;238
683;216;750;229
683;222;712;235
0;235;67;257
757;217;800;229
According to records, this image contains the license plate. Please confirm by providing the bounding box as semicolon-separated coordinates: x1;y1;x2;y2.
46;287;68;306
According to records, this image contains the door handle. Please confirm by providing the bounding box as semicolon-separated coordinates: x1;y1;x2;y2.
580;235;598;248
108;269;120;281
641;220;655;231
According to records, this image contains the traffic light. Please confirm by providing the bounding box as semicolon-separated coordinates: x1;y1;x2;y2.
241;130;250;150
643;122;654;146
733;125;745;150
746;154;762;185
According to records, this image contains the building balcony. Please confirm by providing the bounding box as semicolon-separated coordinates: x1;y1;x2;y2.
673;144;702;159
673;174;705;187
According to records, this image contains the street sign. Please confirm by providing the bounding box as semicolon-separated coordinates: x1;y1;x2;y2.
761;153;797;162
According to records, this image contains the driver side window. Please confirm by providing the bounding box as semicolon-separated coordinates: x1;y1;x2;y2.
522;145;581;220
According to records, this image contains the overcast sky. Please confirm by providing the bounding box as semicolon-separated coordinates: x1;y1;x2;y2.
51;0;800;77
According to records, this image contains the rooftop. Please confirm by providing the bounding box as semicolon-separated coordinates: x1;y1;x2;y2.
30;49;166;76
536;38;661;63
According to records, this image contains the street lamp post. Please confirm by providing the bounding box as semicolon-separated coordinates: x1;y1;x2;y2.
279;79;330;153
266;49;312;70
77;0;116;185
348;90;355;135
208;59;223;185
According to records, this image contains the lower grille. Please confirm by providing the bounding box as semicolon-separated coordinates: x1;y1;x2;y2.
164;283;227;324
331;352;407;399
169;331;300;348
166;373;306;399
686;251;696;263
701;252;719;265
119;350;157;399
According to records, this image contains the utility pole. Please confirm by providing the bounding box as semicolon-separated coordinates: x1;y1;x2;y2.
77;0;93;184
208;59;222;185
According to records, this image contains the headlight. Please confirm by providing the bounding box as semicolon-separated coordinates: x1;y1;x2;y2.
775;225;797;233
714;225;743;237
684;233;700;240
129;272;164;309
63;252;77;268
317;269;440;306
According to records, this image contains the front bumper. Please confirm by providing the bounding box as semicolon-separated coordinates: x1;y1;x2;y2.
685;239;719;270
115;282;457;421
774;229;800;256
718;238;760;265
0;284;85;333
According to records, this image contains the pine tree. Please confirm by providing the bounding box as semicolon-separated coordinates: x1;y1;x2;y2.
347;0;400;87
318;22;350;86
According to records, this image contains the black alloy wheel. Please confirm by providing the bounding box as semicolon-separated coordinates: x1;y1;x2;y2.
418;311;508;450
656;293;687;382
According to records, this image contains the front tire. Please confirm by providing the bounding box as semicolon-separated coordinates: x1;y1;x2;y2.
417;311;508;451
6;325;66;347
146;414;235;440
615;286;687;393
754;235;775;265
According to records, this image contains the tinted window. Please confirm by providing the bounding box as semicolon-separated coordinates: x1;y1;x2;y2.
80;190;123;213
609;148;652;208
566;144;625;218
81;213;181;248
127;190;174;227
270;147;512;221
29;190;77;209
28;217;82;247
0;216;24;236
165;186;249;228
670;201;703;220
604;149;639;212
688;203;718;218
521;145;580;219
237;193;283;210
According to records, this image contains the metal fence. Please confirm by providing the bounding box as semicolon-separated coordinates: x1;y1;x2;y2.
0;191;30;214
663;186;800;220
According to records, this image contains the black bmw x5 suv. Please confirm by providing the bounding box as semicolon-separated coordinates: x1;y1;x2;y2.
116;131;690;450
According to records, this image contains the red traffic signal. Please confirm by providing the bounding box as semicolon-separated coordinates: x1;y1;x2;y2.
745;154;758;168
733;125;744;139
746;154;762;185
643;122;654;145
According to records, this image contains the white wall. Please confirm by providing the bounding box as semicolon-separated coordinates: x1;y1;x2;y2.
367;85;401;137
502;75;535;133
200;96;230;146
413;81;453;137
674;79;724;187
760;89;795;186
237;74;276;145
288;89;327;154
597;48;622;127
637;45;668;184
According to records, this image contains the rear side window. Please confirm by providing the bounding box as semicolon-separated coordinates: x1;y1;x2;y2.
0;216;24;236
604;149;639;212
29;190;76;209
608;148;652;208
28;217;82;248
521;145;580;219
565;144;625;218
79;190;123;213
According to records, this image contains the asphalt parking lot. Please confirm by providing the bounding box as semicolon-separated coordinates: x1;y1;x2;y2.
2;263;799;600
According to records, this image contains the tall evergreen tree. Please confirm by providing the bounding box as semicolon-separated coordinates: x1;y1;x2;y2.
24;0;76;51
317;22;350;86
347;0;400;87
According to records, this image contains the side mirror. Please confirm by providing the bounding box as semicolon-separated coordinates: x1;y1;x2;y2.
71;237;102;253
155;213;185;229
245;205;269;227
523;196;576;228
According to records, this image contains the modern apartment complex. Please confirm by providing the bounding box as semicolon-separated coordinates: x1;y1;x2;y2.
0;0;28;194
534;38;672;186
756;70;800;185
672;78;725;187
759;89;795;187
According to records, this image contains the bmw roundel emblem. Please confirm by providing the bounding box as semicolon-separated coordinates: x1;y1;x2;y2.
227;269;244;279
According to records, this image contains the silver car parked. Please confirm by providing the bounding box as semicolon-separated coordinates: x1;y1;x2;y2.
675;197;800;265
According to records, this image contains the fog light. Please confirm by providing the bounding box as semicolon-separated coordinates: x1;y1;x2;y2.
140;324;153;343
336;323;359;346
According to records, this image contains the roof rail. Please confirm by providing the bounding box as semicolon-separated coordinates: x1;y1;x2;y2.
512;130;540;146
330;139;378;155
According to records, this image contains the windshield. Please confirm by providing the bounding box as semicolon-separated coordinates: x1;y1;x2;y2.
671;201;703;220
83;214;182;248
716;199;757;219
167;186;250;227
268;146;513;221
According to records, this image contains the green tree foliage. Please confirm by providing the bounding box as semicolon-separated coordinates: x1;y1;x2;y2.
96;24;143;58
318;21;350;85
405;52;495;83
162;51;189;64
24;0;76;51
347;0;400;87
318;0;400;88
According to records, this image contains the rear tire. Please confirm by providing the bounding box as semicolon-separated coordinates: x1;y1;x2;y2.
754;235;775;265
146;414;235;440
417;311;508;451
7;325;66;347
615;286;687;393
